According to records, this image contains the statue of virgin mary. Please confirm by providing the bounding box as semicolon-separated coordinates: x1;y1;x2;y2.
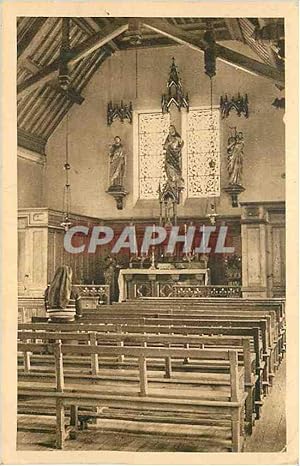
163;125;184;191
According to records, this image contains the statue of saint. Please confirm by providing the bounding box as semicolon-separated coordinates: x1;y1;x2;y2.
109;136;126;188
227;131;244;185
104;256;119;302
163;125;184;190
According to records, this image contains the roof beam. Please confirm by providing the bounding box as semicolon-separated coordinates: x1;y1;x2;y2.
17;128;47;155
143;18;208;49
142;18;284;84
72;17;119;51
49;82;85;104
224;18;244;42
18;20;128;96
17;17;48;59
22;59;85;105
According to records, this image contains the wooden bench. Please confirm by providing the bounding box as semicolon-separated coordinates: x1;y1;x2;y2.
63;314;272;391
18;328;256;431
105;300;284;342
82;307;280;375
92;299;284;369
18;341;247;452
18;321;263;420
130;297;285;319
122;298;286;352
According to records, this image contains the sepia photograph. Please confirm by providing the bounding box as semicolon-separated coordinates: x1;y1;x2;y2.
1;1;298;464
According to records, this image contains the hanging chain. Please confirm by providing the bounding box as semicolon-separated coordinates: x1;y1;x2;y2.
210;77;213;116
64;114;71;216
135;48;138;99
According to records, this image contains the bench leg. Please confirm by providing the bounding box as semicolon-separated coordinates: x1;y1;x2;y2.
231;407;241;452
24;351;31;373
69;405;78;439
164;357;172;378
183;343;190;364
263;356;270;396
245;387;253;435
56;399;65;449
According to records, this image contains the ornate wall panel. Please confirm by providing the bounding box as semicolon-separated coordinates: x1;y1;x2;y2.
246;227;261;285
186;108;220;198
241;201;285;298
18;230;26;285
272;226;285;290
138;112;170;199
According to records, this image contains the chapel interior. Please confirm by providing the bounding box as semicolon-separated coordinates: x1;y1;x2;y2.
17;16;286;453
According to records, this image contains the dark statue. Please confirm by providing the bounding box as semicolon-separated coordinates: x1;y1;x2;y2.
108;136;126;188
227;131;244;186
163;125;184;191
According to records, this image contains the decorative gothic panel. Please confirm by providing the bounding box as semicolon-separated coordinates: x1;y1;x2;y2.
272;226;285;287
186;108;220;198
138;112;170;199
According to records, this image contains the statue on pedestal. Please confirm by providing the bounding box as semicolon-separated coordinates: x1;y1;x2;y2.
227;131;244;186
106;136;128;209
108;136;126;188
163;125;184;192
223;129;245;207
159;125;185;225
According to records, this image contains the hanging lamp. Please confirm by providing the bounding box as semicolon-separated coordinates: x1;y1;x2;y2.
204;23;219;225
60;114;72;231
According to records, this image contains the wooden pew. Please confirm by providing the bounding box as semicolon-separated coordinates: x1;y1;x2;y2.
18;328;256;431
129;297;285;319
122;298;286;350
18;341;247;451
62;313;272;391
18;321;263;419
81;307;279;375
92;299;283;368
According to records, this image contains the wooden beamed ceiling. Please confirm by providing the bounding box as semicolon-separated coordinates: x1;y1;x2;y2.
17;16;284;154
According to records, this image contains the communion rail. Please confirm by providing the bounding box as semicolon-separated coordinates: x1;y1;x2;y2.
159;284;242;299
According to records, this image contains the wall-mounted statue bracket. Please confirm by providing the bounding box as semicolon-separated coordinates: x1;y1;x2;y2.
106;136;128;209
272;97;285;109
107;101;133;126
223;184;245;208
106;185;128;210
220;93;249;119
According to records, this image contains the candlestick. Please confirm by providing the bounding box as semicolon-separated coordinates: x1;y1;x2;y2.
184;223;188;257
149;246;156;270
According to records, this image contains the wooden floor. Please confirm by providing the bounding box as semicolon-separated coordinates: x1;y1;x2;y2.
244;357;286;452
17;359;286;452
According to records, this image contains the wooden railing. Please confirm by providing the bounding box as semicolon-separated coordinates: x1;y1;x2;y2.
163;284;242;298
18;296;45;323
72;285;110;305
18;285;111;322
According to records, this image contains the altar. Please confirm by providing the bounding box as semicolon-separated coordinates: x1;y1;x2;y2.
118;267;209;302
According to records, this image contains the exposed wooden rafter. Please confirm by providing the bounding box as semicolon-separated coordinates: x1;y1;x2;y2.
22;58;85;105
17;128;47;154
224;18;244;42
17;17;48;59
51;82;85;104
18;20;128;96
142;18;284;84
72;17;119;51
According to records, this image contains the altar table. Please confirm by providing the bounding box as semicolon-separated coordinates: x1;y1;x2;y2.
118;268;209;302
